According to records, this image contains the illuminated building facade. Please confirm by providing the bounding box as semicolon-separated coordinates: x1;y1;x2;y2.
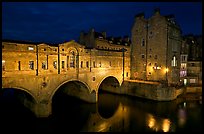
131;8;182;85
181;35;202;85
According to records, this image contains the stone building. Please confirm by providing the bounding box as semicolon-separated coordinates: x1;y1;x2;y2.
131;8;182;85
79;29;131;80
2;37;131;81
181;35;202;86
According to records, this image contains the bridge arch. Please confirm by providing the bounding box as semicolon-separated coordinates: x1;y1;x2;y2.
1;87;37;103
49;79;92;102
97;76;121;94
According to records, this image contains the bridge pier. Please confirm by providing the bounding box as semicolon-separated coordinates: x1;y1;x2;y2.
32;101;52;118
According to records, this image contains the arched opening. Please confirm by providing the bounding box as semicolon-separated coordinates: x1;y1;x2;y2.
97;76;120;119
98;76;120;93
0;88;37;133
50;80;95;132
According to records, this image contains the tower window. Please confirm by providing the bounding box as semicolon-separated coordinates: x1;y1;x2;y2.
171;56;177;67
141;39;145;46
155;55;157;59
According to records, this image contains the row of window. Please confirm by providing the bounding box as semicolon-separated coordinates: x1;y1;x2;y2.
97;46;122;51
2;60;114;71
2;46;58;52
141;54;158;59
141;54;178;67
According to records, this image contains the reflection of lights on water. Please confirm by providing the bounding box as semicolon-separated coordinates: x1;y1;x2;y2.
148;115;156;128
147;114;171;132
178;107;187;127
98;123;108;132
162;119;171;132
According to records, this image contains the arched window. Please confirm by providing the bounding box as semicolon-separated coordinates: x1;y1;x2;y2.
69;50;75;68
171;56;177;67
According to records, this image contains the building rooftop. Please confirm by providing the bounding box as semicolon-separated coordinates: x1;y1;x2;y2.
2;39;59;47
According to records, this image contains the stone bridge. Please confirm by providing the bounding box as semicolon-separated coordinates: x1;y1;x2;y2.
2;67;124;117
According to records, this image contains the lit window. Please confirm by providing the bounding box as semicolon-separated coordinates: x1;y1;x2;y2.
28;47;34;51
29;61;34;70
180;70;187;77
181;63;187;69
190;79;196;83
171;56;177;67
69;51;75;68
53;61;57;69
2;60;5;71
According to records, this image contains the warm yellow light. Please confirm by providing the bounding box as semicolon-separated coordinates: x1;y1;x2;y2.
166;68;169;72
157;66;161;69
147;114;156;128
162;119;171;132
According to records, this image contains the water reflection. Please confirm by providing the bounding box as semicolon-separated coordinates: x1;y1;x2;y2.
146;113;172;132
0;89;202;132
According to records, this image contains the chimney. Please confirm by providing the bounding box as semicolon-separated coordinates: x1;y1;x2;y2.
102;31;106;39
154;8;160;15
135;12;145;19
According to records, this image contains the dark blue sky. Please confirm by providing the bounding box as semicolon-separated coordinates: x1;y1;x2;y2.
2;2;202;44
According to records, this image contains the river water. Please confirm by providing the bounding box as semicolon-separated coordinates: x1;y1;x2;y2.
0;90;202;133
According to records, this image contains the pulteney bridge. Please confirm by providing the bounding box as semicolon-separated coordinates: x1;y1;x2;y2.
2;40;130;117
2;68;123;117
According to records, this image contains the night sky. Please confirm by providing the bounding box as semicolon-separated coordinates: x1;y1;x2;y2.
2;2;202;44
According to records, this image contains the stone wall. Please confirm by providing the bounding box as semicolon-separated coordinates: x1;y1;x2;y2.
118;81;184;101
